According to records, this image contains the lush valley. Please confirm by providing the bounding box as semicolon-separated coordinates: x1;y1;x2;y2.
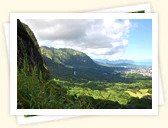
17;20;152;109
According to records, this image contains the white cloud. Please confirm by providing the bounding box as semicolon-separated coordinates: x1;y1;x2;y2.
83;48;111;55
21;19;132;60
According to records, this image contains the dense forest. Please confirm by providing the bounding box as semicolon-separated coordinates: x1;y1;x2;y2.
17;19;152;109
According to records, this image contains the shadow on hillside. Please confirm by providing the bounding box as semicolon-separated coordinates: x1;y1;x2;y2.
18;90;152;109
125;96;152;109
64;95;152;109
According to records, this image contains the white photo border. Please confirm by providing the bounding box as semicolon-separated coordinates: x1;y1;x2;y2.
10;13;158;115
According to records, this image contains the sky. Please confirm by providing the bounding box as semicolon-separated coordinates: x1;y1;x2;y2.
21;19;152;61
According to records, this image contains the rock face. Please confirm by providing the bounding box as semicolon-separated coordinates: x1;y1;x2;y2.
17;19;49;78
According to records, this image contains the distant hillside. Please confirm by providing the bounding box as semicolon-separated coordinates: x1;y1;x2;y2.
17;19;49;78
95;59;134;65
95;59;151;68
41;46;97;68
40;46;122;82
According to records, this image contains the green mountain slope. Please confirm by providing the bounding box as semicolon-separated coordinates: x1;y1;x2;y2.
41;46;97;68
40;46;123;82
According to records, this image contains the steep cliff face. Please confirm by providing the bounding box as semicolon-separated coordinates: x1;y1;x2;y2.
17;19;49;78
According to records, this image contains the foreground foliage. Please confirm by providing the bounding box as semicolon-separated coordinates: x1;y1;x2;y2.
17;65;152;109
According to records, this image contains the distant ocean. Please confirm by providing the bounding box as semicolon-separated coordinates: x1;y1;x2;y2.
134;61;152;67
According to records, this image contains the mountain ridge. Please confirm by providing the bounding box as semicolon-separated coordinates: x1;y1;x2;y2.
40;46;98;68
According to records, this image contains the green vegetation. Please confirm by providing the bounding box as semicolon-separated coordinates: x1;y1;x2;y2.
17;20;152;109
41;46;97;69
17;60;152;109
